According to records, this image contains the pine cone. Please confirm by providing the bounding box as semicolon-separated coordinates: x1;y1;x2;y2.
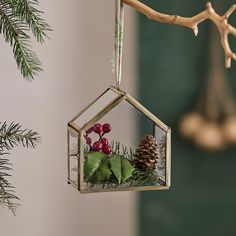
134;135;159;170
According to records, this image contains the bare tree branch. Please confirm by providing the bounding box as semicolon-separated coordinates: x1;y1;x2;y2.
122;0;236;68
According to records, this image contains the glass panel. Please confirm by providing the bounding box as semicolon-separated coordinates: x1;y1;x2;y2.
68;128;79;156
69;155;78;186
68;128;79;187
73;89;118;128
154;125;167;184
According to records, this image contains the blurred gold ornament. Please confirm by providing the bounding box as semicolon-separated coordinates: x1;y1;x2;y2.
194;123;225;151
222;116;236;143
179;113;204;139
179;22;236;152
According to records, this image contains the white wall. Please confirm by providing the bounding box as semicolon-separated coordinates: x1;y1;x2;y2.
0;1;137;236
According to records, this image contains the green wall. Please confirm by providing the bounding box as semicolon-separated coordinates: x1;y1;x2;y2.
138;1;236;235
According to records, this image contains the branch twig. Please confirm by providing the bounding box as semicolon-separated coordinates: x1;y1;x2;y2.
122;0;236;68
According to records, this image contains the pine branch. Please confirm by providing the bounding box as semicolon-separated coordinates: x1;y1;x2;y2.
0;0;51;79
130;168;161;187
0;154;19;215
0;2;41;79
0;122;40;215
8;0;51;43
0;122;41;151
111;140;135;162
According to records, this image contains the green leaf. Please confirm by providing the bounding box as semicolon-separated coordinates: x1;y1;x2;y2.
84;152;107;181
90;159;112;183
121;157;135;182
110;154;122;184
110;154;134;184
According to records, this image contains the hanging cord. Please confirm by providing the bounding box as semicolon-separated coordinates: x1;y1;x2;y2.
115;0;124;89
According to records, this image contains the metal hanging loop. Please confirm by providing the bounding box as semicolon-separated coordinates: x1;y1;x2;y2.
115;0;124;89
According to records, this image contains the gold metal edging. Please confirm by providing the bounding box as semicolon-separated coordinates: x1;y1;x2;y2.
67;179;78;190
68;122;80;133
69;87;116;124
81;94;126;131
166;128;171;187
81;185;169;194
67;128;70;182
79;131;84;192
109;85;126;95
111;85;170;132
125;94;170;132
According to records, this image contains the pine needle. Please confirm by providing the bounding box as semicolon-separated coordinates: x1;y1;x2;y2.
0;122;41;214
0;155;19;215
0;121;41;151
0;0;51;79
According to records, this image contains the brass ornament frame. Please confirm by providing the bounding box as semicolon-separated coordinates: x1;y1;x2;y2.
67;86;171;193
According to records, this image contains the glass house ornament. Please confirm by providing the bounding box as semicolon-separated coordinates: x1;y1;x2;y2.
67;0;171;193
67;86;171;193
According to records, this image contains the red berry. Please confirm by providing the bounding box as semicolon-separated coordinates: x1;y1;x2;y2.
86;127;93;134
93;141;103;151
93;123;103;135
102;123;111;133
86;137;92;145
102;145;111;155
101;138;108;146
